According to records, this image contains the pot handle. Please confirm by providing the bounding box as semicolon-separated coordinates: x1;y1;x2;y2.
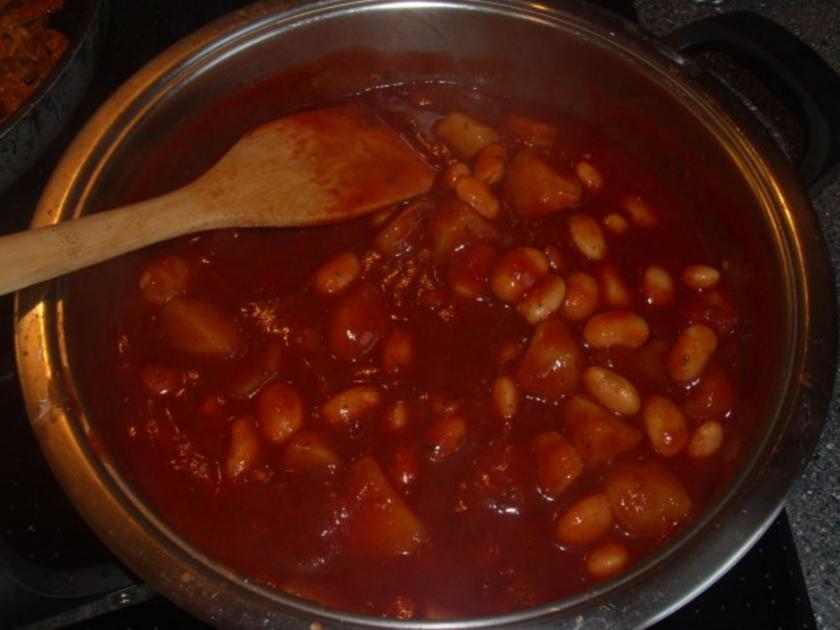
666;11;840;194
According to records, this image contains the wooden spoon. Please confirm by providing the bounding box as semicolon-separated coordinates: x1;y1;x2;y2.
0;104;435;295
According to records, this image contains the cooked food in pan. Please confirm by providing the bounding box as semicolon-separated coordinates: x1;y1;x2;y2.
0;0;68;124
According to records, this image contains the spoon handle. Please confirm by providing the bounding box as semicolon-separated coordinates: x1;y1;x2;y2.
0;190;204;295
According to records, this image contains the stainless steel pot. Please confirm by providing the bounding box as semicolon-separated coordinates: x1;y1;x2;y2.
14;1;838;627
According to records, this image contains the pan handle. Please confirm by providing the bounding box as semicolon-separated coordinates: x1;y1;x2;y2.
666;11;840;194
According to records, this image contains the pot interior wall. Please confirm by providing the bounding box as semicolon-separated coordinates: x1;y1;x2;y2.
59;0;788;619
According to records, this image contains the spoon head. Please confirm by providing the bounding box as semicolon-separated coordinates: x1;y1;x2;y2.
195;104;436;227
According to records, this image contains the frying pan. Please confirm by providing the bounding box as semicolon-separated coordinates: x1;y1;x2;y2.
0;0;106;193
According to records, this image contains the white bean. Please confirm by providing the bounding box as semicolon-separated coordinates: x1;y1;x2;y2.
492;375;519;419
368;205;397;228
561;272;599;321
643;266;675;306
473;143;507;186
314;252;361;296
586;542;629;578
258;382;304;444
226;417;260;480
385;400;410;433
584;310;650;349
517;273;566;324
621;195;657;227
555;493;613;546
491;247;549;303
687;420;724;458
599;263;630;307
455;175;500;219
643;395;689;457
569;213;607;260
543;244;566;273
583;366;641;416
382;328;413;375
575;161;604;193
682;265;721;290
322;386;383;427
439;162;470;189
602;213;629;235
283;430;341;471
668;324;718;382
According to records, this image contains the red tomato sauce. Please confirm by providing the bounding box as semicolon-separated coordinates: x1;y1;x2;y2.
79;81;765;619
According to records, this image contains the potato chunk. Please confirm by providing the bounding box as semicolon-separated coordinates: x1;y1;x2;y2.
375;201;429;257
533;431;583;498
516;319;582;399
431;195;498;259
434;112;501;160
504;149;582;218
225;339;282;399
563;396;642;466
139;254;189;304
682;366;735;420
605;460;692;536
283;430;341;471
501;114;558;147
345;457;429;555
163;297;241;356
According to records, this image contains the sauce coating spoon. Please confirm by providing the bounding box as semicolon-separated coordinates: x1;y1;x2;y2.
0;104;435;295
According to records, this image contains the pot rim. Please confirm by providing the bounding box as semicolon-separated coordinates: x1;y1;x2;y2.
14;0;838;628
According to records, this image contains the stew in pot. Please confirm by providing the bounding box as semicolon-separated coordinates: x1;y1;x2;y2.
98;82;756;619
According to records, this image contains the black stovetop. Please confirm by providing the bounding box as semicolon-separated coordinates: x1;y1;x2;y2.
0;1;821;628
